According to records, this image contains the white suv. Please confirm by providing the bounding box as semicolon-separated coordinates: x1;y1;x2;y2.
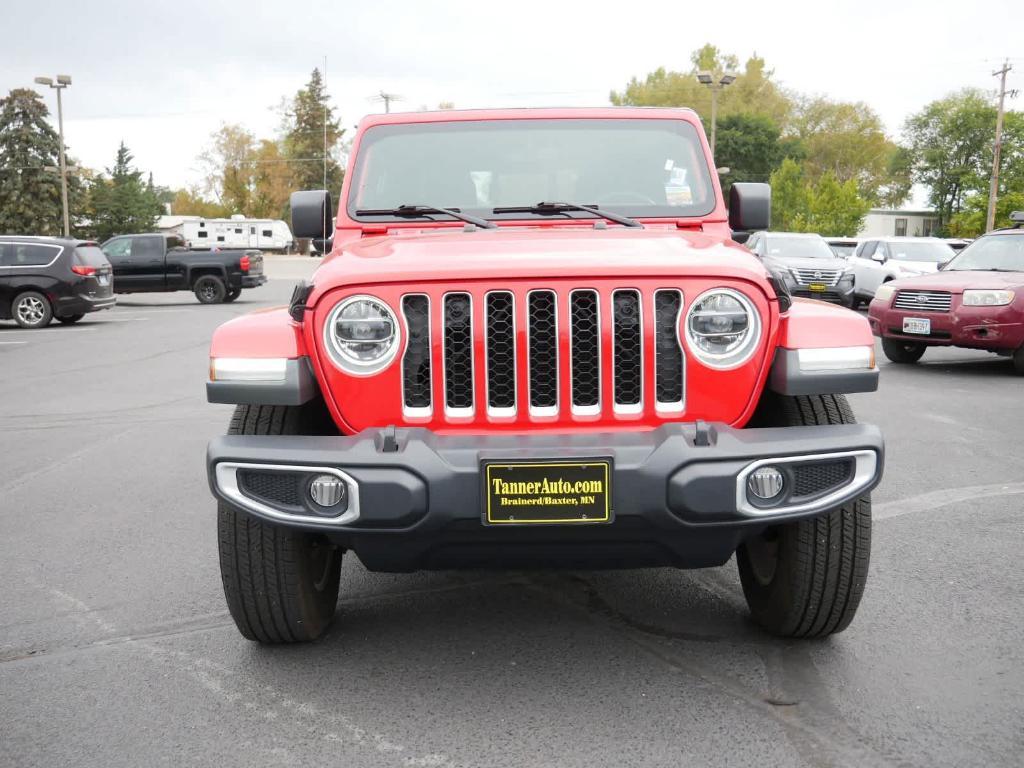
850;237;955;302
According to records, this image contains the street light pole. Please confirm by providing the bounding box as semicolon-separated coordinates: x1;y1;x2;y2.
696;71;737;157
34;75;73;237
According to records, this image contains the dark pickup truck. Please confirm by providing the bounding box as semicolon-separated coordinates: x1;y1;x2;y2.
101;234;267;304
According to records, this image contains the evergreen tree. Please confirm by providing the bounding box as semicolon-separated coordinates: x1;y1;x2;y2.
88;142;162;241
284;69;344;194
0;88;83;235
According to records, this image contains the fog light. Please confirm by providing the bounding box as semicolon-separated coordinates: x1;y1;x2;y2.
748;466;784;500
309;474;346;507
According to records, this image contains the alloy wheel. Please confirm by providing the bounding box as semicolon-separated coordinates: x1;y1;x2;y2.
16;296;46;326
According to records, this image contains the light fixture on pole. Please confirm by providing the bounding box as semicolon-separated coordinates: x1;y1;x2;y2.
696;71;737;156
34;74;73;237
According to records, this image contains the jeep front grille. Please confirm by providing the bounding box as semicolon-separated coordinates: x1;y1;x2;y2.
401;286;688;421
893;290;952;312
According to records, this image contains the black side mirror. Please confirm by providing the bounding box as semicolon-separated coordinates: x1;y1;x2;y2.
731;230;751;244
728;183;771;234
291;190;333;239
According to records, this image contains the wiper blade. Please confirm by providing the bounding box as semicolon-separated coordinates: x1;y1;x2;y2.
355;204;497;229
492;201;644;229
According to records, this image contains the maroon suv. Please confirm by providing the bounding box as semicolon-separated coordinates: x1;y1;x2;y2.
868;222;1024;373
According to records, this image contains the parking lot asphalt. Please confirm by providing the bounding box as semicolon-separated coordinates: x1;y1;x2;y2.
1;259;1022;768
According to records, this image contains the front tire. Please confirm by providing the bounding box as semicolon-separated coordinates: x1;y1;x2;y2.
12;291;53;328
737;393;872;638
218;402;343;643
194;275;226;304
881;337;926;364
1013;346;1024;376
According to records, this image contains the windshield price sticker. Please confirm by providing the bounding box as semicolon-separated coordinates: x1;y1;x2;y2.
483;461;612;525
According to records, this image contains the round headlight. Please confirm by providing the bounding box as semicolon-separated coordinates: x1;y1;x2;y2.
684;288;761;369
324;295;399;375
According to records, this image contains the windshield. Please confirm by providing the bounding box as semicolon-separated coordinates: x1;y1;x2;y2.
348;118;715;223
944;235;1024;272
887;241;954;262
765;236;835;260
74;246;110;267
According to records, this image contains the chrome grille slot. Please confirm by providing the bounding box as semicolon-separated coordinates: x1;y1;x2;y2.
612;289;642;410
570;290;600;413
893;290;953;312
443;293;473;414
792;268;841;286
653;289;684;409
486;291;516;414
401;295;431;413
528;290;558;414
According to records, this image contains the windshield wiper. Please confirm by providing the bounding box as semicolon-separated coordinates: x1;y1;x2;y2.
355;204;497;229
492;201;644;229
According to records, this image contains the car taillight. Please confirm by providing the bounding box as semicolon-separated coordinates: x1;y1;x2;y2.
240;255;250;272
71;265;97;276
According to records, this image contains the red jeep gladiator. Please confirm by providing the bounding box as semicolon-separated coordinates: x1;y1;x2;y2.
205;108;883;643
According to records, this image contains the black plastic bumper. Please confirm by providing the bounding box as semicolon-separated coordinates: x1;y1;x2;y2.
208;423;884;572
241;275;267;288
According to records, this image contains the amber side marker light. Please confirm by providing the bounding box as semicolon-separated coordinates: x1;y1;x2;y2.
209;357;288;382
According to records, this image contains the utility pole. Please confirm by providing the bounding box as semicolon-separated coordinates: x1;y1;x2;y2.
34;74;72;237
986;60;1014;232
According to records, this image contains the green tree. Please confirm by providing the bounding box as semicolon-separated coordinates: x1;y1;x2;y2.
948;190;1024;237
805;172;871;236
88;142;163;241
199;124;257;214
0;88;86;235
250;139;293;219
715;114;801;198
284;68;344;194
768;158;810;231
610;46;792;131
168;187;230;218
789;96;904;202
904;89;997;230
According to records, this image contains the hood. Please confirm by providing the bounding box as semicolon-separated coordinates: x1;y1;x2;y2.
310;227;772;304
889;269;1024;293
763;255;849;272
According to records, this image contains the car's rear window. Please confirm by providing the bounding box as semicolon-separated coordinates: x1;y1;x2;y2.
0;242;63;267
74;246;110;267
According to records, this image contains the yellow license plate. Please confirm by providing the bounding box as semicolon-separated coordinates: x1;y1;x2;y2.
809;282;828;292
484;461;611;525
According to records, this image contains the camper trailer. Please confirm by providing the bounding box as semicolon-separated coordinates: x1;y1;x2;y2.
156;215;294;252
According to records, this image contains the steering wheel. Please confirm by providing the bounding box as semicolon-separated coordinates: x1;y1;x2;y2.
593;191;659;206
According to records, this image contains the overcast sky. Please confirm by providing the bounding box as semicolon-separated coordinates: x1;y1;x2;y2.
2;0;1020;193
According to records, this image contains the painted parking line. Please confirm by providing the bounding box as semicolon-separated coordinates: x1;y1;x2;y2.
0;327;97;334
0;341;28;345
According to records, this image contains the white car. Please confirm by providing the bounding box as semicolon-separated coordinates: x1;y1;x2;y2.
850;237;956;302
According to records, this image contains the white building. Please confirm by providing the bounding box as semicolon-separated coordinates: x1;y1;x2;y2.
156;215;294;251
858;209;940;238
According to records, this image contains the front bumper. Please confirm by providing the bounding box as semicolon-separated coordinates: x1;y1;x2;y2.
782;276;856;307
868;298;1024;350
208;423;884;572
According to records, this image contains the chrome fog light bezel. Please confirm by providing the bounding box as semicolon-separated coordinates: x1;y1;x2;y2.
214;462;360;526
736;450;878;517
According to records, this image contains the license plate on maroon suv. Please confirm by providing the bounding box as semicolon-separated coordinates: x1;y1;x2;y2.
903;317;931;335
483;460;611;525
